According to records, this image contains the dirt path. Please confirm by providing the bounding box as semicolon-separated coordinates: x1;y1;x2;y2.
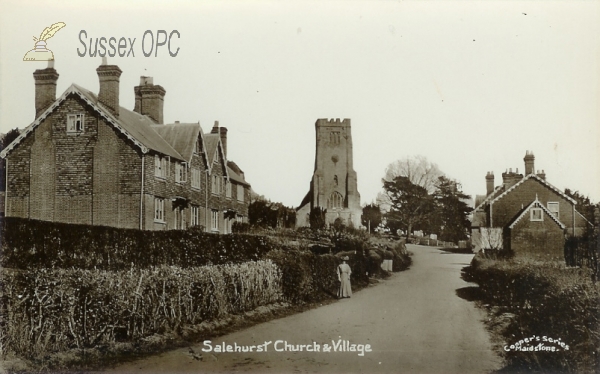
105;245;501;373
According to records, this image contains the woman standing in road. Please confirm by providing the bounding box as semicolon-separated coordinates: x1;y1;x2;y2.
337;256;352;298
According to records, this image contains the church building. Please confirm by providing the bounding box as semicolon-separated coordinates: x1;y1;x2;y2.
296;118;362;228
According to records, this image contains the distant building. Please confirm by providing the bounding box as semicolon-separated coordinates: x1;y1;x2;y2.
296;118;362;228
471;151;591;257
0;62;250;232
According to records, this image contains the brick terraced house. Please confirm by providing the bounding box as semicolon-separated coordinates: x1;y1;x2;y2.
471;151;591;257
0;61;250;232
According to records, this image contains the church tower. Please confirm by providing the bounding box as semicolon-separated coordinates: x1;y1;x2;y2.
296;118;362;228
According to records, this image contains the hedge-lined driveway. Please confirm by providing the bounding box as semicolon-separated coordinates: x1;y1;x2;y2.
107;245;501;373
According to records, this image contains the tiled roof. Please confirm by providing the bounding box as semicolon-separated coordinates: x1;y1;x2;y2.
152;122;201;162
491;174;576;205
508;199;565;229
74;85;184;160
0;84;185;161
473;185;505;212
204;134;220;165
227;166;250;186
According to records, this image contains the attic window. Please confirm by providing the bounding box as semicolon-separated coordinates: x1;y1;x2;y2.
547;202;559;217
530;208;543;222
67;113;84;133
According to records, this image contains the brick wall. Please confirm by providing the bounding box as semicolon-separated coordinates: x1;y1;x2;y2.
509;214;565;259
6;130;33;218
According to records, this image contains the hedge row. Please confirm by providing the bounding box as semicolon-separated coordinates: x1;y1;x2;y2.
1;218;276;270
463;255;599;373
1;261;282;359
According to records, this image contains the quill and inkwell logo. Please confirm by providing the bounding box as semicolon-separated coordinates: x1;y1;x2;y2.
23;22;66;61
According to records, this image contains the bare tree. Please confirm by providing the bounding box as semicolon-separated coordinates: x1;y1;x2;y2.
378;155;445;214
383;155;445;194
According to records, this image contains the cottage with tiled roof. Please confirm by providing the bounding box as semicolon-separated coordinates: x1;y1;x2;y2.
471;151;590;256
0;61;250;232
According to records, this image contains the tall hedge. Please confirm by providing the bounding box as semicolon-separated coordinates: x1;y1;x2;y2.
1;261;282;359
1;218;276;270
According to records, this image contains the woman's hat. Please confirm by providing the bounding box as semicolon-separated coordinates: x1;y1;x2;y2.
342;256;349;261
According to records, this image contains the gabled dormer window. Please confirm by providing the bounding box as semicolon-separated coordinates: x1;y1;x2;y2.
530;208;543;222
67;113;84;134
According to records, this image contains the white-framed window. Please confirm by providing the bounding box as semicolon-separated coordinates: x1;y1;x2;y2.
226;180;232;198
212;174;221;195
154;197;165;222
191;168;201;189
530;208;543;222
236;215;244;223
237;184;244;202
176;162;187;183
154;155;169;179
211;209;219;231
191;205;200;226
67;113;84;133
547;202;559;217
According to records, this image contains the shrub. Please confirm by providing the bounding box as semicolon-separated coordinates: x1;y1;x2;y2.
463;255;599;373
265;250;338;303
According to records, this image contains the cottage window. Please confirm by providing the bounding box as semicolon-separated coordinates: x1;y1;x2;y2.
154;197;165;222
211;174;221;195
191;168;201;189
547;202;559;217
67;113;84;133
530;208;543;222
191;205;200;226
175;162;187;183
226;180;232;198
237;184;244;202
211;209;219;231
236;215;244;223
154;155;169;179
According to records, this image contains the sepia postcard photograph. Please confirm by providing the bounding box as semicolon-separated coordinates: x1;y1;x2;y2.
0;1;598;373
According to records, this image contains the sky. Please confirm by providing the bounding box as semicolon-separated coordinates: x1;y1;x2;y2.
1;0;598;207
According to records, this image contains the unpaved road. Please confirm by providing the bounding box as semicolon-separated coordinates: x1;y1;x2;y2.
106;245;501;373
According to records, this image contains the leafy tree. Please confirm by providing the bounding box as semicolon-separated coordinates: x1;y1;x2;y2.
383;176;435;240
248;198;296;228
309;207;327;230
434;176;472;243
0;128;20;192
361;203;382;233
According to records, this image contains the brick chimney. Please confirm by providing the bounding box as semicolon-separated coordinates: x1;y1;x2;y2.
219;127;228;159
211;120;219;134
133;76;166;124
524;150;535;175
486;171;494;195
96;59;122;117
536;169;546;180
33;61;59;118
